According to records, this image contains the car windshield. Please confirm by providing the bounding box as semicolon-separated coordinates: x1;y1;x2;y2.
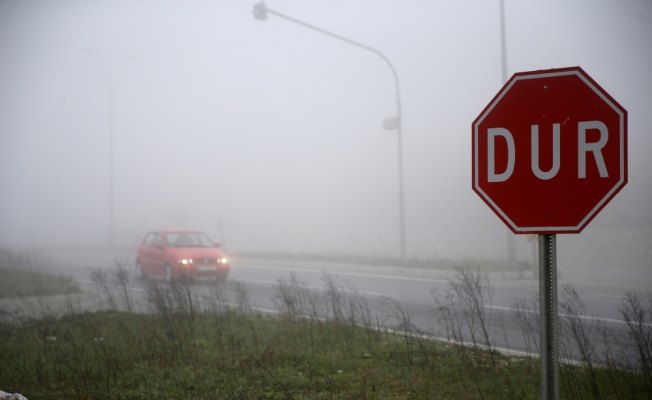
166;232;214;248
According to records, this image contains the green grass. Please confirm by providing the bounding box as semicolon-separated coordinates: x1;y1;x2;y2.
0;310;645;400
0;311;529;399
0;267;80;298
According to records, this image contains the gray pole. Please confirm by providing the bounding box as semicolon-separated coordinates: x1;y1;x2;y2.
499;0;516;268
108;60;115;248
539;233;560;400
254;3;406;257
396;93;405;258
499;0;508;83
84;49;134;247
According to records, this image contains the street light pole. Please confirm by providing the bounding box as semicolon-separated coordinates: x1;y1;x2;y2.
84;49;133;247
498;0;516;269
253;2;406;257
108;60;114;247
499;0;508;84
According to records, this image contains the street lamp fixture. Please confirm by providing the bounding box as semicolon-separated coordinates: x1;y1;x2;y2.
252;2;406;257
253;2;268;20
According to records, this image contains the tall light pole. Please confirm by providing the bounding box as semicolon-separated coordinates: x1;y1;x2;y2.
498;0;516;268
84;49;133;247
499;0;508;84
253;2;406;257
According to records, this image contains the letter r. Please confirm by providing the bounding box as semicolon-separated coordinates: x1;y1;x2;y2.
578;121;609;179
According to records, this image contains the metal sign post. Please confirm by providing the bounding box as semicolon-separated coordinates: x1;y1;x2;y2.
539;234;559;400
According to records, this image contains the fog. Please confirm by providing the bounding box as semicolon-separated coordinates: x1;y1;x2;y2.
1;1;651;278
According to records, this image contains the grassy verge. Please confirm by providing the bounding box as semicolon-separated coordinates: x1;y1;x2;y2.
0;267;80;298
0;310;536;399
0;248;80;298
0;309;647;400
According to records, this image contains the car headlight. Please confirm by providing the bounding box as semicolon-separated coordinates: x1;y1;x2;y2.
218;257;228;265
179;258;193;265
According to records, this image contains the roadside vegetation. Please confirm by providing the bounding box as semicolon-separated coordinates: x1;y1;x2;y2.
0;309;542;399
0;251;650;399
433;268;652;400
0;248;79;298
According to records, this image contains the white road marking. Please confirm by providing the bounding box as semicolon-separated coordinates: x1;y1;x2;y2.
77;266;644;328
235;278;392;298
484;304;651;327
215;301;277;315
235;303;538;359
234;263;450;284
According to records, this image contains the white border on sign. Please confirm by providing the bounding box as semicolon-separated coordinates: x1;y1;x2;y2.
472;68;626;233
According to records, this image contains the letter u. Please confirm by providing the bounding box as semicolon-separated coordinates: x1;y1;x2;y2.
531;124;560;180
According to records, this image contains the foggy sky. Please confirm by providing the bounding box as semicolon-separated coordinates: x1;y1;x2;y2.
1;0;651;266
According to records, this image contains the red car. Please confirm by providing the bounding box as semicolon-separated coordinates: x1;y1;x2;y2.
136;229;230;282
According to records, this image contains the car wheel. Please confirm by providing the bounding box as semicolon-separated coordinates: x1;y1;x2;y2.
164;263;172;283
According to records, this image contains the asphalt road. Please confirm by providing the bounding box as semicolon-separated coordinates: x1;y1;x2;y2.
43;248;642;364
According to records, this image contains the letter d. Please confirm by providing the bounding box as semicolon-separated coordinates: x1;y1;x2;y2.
487;127;515;182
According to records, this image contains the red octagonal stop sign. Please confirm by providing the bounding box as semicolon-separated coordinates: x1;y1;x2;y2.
472;66;627;234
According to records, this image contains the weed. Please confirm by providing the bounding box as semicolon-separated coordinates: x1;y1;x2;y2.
512;294;539;357
112;258;133;312
560;284;601;399
273;273;317;321
89;268;117;311
432;266;497;366
620;291;652;392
